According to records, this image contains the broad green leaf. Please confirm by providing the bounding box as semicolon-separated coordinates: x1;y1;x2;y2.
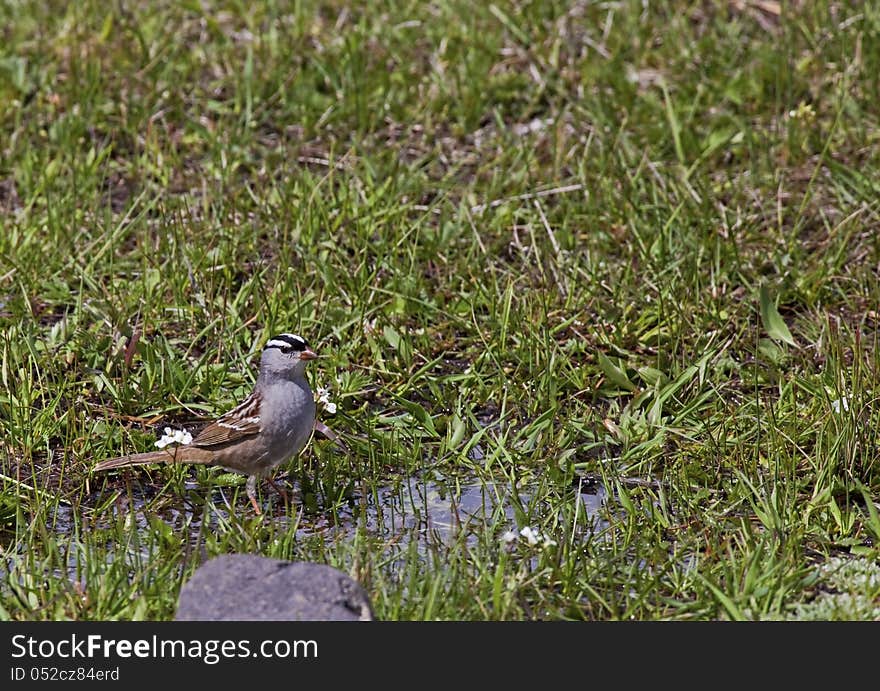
758;337;785;364
388;393;439;437
637;366;668;387
858;483;880;544
383;325;401;349
598;352;637;392
447;413;466;449
759;285;796;346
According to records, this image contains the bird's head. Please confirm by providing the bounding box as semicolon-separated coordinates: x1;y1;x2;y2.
259;333;318;379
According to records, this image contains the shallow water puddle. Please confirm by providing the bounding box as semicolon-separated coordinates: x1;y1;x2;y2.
295;475;609;548
43;473;608;555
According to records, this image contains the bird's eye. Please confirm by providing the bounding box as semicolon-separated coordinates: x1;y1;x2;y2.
280;346;293;354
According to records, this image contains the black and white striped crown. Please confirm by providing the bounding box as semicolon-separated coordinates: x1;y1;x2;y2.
264;333;309;352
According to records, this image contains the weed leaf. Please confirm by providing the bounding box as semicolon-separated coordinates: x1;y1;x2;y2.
598;352;637;392
759;285;796;346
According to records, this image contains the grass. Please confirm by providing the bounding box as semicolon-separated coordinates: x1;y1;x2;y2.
1;0;879;620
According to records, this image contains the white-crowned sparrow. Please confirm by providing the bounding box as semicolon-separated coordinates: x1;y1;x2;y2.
93;332;318;515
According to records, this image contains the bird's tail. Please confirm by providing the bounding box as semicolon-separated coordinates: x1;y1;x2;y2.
93;447;213;472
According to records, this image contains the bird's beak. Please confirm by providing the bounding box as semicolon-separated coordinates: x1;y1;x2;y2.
300;348;319;360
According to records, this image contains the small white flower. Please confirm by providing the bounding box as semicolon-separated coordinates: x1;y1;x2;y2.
315;385;337;415
362;318;378;336
501;529;518;544
831;397;850;414
155;427;192;448
516;526;557;548
519;526;541;546
788;102;815;122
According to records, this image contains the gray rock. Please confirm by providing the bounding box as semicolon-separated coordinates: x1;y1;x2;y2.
175;554;374;621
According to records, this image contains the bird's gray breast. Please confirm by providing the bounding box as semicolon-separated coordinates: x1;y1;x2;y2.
266;379;316;462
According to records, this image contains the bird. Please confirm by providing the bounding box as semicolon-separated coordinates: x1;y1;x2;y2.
93;332;318;515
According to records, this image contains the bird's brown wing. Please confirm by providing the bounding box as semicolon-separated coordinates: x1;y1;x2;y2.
193;391;262;448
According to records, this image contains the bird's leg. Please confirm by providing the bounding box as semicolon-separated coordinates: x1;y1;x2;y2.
246;475;262;515
266;476;290;505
